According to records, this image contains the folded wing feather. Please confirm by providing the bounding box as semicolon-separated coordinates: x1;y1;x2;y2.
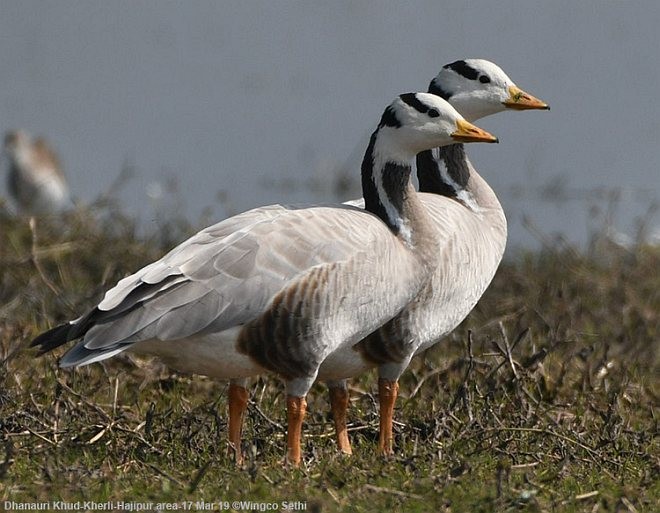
66;203;393;358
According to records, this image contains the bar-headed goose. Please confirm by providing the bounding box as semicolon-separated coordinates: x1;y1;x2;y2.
320;59;549;455
3;130;72;216
31;93;497;466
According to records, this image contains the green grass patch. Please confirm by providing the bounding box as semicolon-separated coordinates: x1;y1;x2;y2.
1;206;658;512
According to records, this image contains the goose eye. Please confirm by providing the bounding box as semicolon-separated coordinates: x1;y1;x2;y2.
428;108;439;118
479;75;491;84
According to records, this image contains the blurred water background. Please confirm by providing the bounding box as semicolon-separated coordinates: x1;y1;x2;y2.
1;1;658;250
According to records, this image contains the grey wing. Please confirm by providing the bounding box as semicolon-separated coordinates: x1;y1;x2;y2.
62;202;388;359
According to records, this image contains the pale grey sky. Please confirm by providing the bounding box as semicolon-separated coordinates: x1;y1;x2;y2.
1;1;658;248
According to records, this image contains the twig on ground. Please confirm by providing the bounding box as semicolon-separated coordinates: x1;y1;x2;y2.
450;331;475;420
143;462;185;488
251;402;284;430
575;491;599;500
363;484;423;500
29;217;61;297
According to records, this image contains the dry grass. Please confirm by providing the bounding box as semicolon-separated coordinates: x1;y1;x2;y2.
0;203;658;512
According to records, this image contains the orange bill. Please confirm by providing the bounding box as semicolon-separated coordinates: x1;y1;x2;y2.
451;119;499;143
503;85;550;110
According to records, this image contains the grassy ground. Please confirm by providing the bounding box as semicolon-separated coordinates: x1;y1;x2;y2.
0;205;658;512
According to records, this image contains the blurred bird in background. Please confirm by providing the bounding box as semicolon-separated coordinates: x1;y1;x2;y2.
3;130;73;216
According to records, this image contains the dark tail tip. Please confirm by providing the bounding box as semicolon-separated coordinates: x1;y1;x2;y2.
31;323;73;355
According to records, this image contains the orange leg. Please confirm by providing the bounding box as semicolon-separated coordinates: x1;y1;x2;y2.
286;395;307;467
329;387;353;455
378;378;399;455
227;383;249;465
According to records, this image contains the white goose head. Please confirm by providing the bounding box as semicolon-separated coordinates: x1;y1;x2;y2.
429;59;549;122
362;93;497;236
372;92;498;162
